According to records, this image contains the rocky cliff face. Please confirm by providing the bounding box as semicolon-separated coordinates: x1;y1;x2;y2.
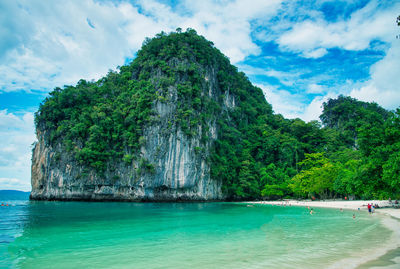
31;91;231;201
31;112;223;201
30;31;239;201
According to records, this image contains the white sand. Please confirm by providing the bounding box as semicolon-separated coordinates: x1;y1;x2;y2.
249;200;388;211
247;199;400;269
248;199;400;219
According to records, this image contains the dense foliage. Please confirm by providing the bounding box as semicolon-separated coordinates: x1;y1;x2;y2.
320;96;389;148
35;74;155;172
289;97;400;200
35;29;400;200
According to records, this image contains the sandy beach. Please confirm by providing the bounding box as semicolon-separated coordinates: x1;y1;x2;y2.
248;200;400;269
248;200;400;218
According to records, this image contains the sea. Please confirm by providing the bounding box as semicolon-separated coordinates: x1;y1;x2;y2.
0;194;395;269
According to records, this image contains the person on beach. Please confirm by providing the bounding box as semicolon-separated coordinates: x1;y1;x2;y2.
371;204;375;213
367;203;372;214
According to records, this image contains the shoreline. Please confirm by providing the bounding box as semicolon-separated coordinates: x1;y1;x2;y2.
246;200;400;269
247;199;396;215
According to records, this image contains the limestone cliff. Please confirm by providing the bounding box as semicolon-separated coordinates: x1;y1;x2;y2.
31;99;224;201
31;30;242;201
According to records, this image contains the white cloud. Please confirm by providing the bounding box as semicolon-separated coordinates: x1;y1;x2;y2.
0;0;284;94
307;83;325;94
256;83;306;118
265;70;297;86
350;43;400;109
0;110;35;191
178;0;283;63
277;0;399;58
1;1;136;92
0;178;31;192
301;95;328;122
302;48;328;59
286;93;338;122
239;64;308;87
257;83;339;122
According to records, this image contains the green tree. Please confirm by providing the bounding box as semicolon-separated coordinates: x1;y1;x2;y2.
290;153;337;199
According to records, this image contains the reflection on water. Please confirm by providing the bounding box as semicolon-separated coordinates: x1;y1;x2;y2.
0;201;393;269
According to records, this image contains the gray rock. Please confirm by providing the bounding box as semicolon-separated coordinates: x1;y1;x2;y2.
30;65;235;201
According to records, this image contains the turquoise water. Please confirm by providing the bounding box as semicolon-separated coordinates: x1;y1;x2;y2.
0;201;392;269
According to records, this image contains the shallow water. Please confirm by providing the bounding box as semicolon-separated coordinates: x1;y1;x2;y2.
0;200;392;269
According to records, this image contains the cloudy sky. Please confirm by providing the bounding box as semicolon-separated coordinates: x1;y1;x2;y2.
1;0;399;191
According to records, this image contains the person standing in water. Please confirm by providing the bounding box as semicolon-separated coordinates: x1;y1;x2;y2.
367;203;372;214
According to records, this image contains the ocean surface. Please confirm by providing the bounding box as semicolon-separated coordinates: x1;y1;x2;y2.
0;198;392;269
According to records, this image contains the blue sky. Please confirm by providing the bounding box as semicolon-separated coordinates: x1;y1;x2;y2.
0;0;399;191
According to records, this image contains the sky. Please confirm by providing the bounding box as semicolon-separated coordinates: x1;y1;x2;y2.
0;0;399;191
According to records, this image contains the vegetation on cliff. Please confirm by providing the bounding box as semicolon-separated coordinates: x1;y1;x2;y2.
35;29;400;200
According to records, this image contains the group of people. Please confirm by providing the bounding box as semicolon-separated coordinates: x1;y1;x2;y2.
389;198;399;208
367;203;378;214
1;203;10;206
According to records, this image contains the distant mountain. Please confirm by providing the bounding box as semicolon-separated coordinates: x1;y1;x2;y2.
0;190;30;200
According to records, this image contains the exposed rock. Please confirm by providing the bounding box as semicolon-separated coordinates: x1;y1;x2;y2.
31;71;225;201
30;29;258;202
